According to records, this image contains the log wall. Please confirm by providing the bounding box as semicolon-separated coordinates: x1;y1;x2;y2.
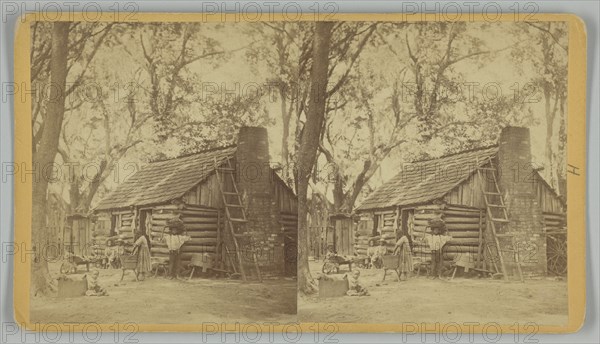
354;209;398;256
543;212;566;233
113;210;136;253
356;203;485;266
280;212;298;235
411;204;485;264
148;204;220;266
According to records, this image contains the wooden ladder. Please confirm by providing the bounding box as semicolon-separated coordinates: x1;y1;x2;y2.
214;157;262;282
476;156;524;282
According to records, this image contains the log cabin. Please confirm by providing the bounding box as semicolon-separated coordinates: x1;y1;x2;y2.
93;127;298;277
354;127;567;277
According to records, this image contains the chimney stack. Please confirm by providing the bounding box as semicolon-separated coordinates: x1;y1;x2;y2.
235;127;283;275
496;126;546;275
497;127;535;196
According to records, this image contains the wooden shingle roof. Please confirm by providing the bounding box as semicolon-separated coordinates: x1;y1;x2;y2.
95;146;237;210
356;146;499;211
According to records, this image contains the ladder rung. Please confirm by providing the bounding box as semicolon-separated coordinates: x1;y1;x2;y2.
484;192;502;196
495;233;514;237
487;204;506;208
229;218;247;223
225;203;244;208
490;218;509;223
222;191;239;195
478;167;497;171
217;167;236;173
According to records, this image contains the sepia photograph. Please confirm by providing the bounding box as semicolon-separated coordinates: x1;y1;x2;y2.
16;12;585;332
28;20;301;324
293;20;571;326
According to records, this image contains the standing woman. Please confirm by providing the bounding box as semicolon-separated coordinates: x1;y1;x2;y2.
133;230;152;280
393;235;413;281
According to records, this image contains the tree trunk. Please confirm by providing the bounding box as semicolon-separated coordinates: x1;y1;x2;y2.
544;86;557;188
297;22;334;294
31;22;70;296
557;96;567;198
280;85;291;180
332;175;345;211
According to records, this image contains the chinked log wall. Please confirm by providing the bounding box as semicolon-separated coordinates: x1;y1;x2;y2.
112;203;295;269
354;211;399;256
280;212;298;234
148;204;220;265
114;210;135;253
355;203;485;264
411;204;485;264
543;212;566;233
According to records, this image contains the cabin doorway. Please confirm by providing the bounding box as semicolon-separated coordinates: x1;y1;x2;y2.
138;209;152;236
138;209;152;251
399;208;415;248
110;214;118;237
399;209;414;237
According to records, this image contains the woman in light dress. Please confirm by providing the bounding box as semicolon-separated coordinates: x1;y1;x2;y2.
133;230;152;280
394;235;414;281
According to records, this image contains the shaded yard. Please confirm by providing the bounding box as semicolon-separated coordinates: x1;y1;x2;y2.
298;261;568;325
30;262;296;324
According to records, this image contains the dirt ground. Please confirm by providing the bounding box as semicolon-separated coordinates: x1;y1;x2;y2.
298;261;568;325
30;262;297;324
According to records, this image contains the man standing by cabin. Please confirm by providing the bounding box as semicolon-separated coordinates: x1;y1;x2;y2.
423;218;452;279
163;217;191;279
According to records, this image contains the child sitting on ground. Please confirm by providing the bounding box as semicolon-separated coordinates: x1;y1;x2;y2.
85;270;108;296
345;270;369;296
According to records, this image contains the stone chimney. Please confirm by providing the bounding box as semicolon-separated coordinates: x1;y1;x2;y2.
496;127;546;275
235;127;284;275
